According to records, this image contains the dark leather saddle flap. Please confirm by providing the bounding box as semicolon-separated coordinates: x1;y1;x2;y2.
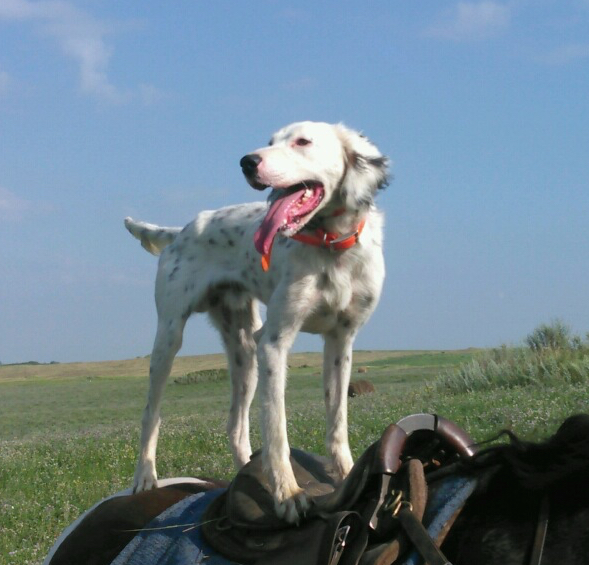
223;424;408;528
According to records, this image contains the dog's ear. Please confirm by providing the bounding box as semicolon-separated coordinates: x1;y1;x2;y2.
335;124;389;210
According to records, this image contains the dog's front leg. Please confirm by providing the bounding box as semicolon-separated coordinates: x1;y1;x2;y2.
257;279;317;523
323;331;355;480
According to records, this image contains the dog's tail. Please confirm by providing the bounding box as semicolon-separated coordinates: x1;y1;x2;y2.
124;217;182;256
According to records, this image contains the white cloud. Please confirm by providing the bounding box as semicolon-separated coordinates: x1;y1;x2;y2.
138;83;167;106
0;187;31;221
0;0;128;103
425;1;511;41
537;43;589;65
0;186;52;221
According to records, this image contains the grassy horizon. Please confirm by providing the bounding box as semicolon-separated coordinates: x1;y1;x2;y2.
1;347;588;564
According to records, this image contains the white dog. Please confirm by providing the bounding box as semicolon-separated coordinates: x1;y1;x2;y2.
125;121;388;522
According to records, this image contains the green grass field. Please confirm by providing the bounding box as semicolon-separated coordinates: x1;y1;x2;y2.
1;349;588;564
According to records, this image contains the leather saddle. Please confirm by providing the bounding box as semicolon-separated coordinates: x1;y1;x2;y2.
202;414;477;565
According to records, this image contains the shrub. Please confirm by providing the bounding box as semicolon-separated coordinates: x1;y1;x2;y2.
525;320;574;352
434;322;589;394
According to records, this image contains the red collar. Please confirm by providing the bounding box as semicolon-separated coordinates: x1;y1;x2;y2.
260;218;366;272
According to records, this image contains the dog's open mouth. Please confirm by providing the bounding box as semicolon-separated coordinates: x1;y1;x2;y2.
254;181;324;255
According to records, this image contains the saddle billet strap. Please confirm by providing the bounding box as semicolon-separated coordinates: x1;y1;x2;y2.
357;459;428;565
395;508;452;565
529;495;550;565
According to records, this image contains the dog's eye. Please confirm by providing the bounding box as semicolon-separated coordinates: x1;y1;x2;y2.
295;138;311;147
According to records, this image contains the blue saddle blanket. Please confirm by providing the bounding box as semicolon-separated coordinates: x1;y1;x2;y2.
110;488;239;565
110;476;475;565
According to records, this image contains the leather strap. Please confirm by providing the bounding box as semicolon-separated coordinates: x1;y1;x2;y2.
396;507;452;565
290;218;366;251
529;495;550;565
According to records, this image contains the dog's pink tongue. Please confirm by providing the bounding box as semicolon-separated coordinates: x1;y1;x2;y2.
254;189;305;255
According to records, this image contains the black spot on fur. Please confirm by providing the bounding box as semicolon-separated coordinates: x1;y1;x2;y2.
354;195;374;208
215;281;246;294
360;294;374;307
334;357;341;366
235;352;243;367
317;272;330;290
208;238;216;245
228;239;235;247
270;333;278;343
168;266;179;281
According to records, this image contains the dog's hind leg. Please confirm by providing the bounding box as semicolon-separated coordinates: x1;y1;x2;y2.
134;316;185;492
323;330;355;480
208;295;261;469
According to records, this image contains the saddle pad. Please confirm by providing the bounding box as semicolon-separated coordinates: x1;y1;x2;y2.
110;488;239;565
401;475;477;565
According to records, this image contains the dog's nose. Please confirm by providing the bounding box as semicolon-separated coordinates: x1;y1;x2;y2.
240;154;262;177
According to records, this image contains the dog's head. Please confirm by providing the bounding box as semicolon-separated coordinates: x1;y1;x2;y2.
240;121;388;256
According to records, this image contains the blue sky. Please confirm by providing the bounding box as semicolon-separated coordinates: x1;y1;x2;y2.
1;1;588;363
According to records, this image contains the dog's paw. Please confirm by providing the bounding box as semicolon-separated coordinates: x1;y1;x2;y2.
133;464;158;493
269;468;311;524
274;488;310;524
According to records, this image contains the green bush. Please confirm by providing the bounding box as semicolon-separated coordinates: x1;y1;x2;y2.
525;319;574;351
434;322;589;394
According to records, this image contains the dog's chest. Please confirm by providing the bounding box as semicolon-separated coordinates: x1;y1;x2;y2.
302;267;375;334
